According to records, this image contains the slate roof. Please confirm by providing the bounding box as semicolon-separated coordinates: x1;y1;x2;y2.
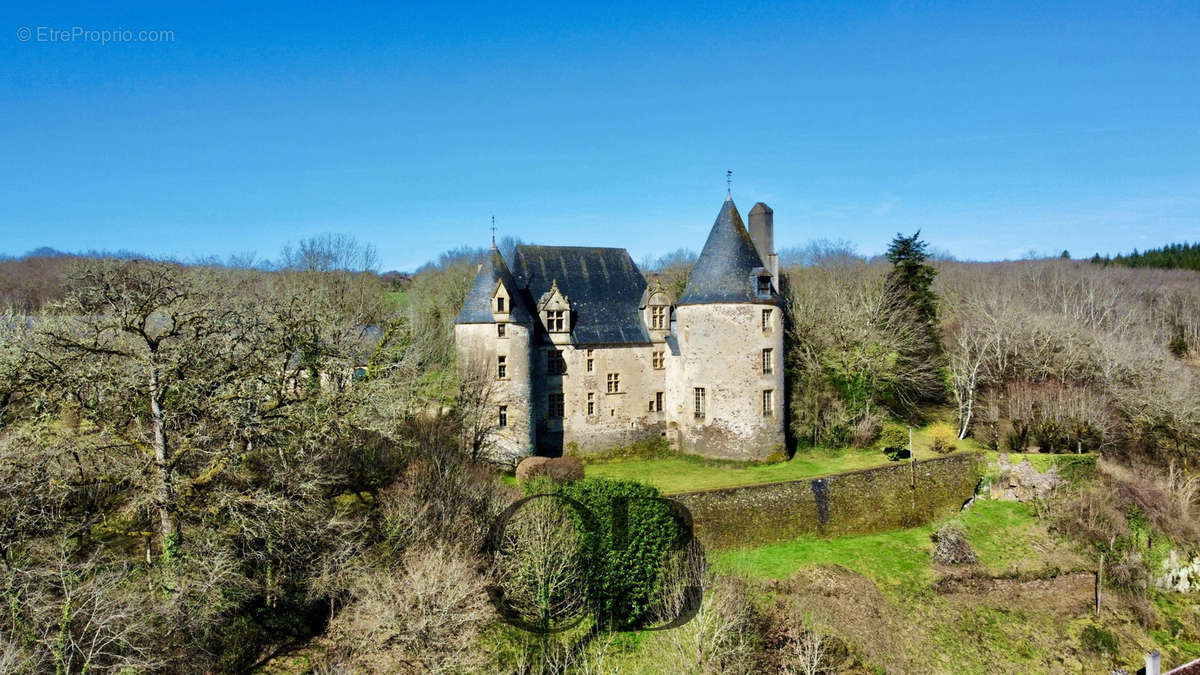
511;245;651;345
455;247;536;325
678;197;783;306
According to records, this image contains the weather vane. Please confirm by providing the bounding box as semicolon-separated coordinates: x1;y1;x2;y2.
490;215;497;247
726;169;732;196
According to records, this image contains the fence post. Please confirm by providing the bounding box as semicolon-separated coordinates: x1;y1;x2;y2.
1095;553;1104;615
909;428;915;489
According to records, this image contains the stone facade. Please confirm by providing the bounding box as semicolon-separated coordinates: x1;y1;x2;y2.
454;196;786;462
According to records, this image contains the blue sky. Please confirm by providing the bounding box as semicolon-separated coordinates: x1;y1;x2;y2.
2;1;1198;271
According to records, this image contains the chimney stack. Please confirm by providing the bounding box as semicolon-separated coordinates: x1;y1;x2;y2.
748;202;778;287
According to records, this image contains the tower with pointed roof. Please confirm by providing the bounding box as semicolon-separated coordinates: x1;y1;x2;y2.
669;196;786;459
454;243;537;461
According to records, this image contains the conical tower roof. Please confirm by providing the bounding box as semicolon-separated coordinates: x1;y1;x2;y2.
678;197;781;306
455;246;535;324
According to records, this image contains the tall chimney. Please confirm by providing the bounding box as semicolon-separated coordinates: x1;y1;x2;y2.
748;202;778;286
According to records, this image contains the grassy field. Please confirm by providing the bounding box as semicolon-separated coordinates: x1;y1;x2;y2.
712;499;1083;590
583;424;988;494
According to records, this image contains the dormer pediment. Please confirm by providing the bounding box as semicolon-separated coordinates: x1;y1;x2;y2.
640;278;674;309
537;279;571;312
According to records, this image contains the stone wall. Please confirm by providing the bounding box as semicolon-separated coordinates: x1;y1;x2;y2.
537;343;670;455
673;452;986;549
669;303;785;461
455;321;536;460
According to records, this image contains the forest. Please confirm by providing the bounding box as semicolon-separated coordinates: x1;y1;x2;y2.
0;235;1198;672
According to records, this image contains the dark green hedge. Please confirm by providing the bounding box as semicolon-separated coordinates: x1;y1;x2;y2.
556;478;681;629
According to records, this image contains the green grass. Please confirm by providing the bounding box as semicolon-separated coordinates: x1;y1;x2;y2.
712;500;1076;591
382;289;407;313
584;424;986;494
714;524;936;592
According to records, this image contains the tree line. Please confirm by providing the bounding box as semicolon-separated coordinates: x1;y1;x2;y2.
1090;241;1200;272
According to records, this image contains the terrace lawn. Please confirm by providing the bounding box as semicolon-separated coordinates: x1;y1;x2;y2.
583;424;989;495
712;499;1084;592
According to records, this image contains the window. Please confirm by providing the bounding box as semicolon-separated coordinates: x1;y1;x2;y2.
650;305;667;330
498;405;508;427
655;391;664;412
587;392;595;416
496;296;506;313
547;310;566;332
652;350;664;369
607;373;620;393
762;309;772;332
497;355;507;379
586;349;594;372
548;350;566;375
548;392;564;418
693;387;706;419
762;390;774;417
762;348;773;374
757;275;771;295
497;323;506;338
648;399;655;412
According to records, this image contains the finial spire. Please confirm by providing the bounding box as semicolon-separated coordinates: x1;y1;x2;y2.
726;169;733;198
490;215;497;248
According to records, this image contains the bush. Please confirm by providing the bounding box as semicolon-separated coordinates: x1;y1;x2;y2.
929;422;958;454
556;478;683;629
762;448;789;465
930;524;977;565
878;422;909;461
515;456;584;483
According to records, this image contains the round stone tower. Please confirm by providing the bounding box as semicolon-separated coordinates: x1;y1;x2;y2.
454;245;537;461
668;196;785;461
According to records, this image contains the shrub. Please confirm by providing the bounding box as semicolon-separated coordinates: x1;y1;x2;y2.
878;422;909;461
929;422;958;454
515;456;583;483
556;478;683;629
930;524;977;565
762;448;789;465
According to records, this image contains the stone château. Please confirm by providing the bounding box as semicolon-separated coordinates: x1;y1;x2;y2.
454;196;785;462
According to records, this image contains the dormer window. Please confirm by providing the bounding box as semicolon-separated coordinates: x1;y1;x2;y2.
756;274;771;295
538;279;571;334
650;306;667;330
496;296;506;313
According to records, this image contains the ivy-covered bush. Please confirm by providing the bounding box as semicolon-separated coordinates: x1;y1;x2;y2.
556;478;683;628
878;422;909;461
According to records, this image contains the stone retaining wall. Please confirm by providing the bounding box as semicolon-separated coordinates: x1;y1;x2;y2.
673;452;986;549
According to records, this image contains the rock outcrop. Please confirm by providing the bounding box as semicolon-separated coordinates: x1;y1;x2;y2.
990;453;1063;501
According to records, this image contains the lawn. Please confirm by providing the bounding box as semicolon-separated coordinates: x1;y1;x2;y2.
583;425;988;494
712;499;1083;591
